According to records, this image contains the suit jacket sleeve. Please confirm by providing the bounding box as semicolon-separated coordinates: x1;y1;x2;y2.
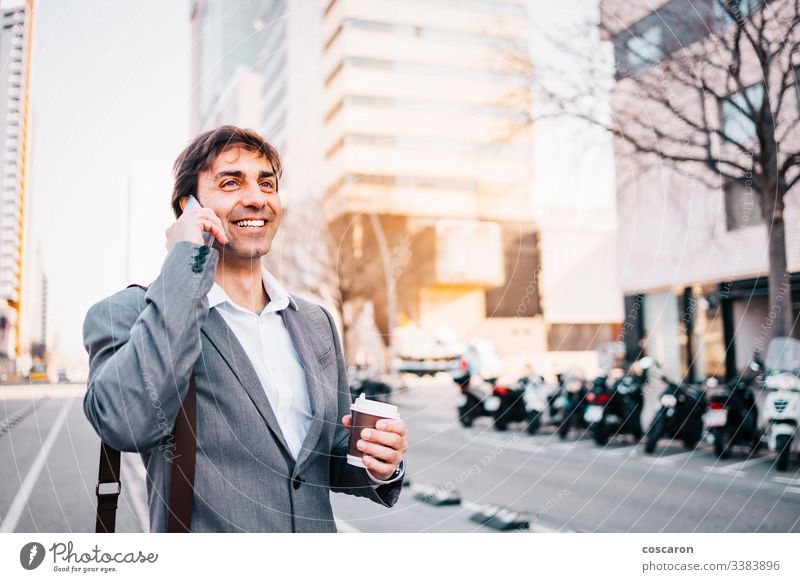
321;306;403;508
82;241;219;453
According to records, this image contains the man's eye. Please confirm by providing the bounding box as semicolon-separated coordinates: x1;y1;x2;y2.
261;182;276;189
221;180;238;188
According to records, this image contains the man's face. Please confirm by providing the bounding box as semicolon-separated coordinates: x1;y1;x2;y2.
194;146;281;261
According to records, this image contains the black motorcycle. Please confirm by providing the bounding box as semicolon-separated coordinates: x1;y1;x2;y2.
584;369;645;445
644;371;706;453
351;377;393;403
453;369;495;428
704;375;761;459
553;373;589;439
485;375;548;433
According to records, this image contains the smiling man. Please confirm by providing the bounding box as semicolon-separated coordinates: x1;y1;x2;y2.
82;126;407;532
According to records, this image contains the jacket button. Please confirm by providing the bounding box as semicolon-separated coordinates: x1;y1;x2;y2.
292;476;303;490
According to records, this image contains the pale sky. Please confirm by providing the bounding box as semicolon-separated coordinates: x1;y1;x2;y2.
30;0;191;366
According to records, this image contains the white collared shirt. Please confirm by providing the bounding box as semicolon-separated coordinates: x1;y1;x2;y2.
207;268;311;460
207;267;402;484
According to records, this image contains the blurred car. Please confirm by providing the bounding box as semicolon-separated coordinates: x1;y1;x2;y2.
394;325;463;377
27;362;49;383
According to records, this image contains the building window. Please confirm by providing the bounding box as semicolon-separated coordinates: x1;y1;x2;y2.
547;324;618;352
485;230;540;318
724;180;763;231
714;0;756;28
721;84;763;145
626;24;663;72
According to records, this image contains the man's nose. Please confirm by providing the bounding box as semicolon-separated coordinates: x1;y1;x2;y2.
240;180;266;207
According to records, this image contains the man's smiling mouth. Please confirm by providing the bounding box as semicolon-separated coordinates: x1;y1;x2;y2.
232;219;267;229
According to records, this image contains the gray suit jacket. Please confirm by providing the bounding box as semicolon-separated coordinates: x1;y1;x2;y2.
82;241;402;532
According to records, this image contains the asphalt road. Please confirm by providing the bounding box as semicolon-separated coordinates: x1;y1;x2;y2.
0;385;147;533
331;377;800;533
2;381;798;533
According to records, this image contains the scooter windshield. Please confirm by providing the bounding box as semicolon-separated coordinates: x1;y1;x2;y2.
765;337;800;374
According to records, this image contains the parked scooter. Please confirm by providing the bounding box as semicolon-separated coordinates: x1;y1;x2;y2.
642;358;706;453
452;363;495;428
760;337;800;471
348;366;393;404
484;374;549;433
584;364;646;445
704;373;761;459
521;375;550;435
452;342;503;427
553;372;589;440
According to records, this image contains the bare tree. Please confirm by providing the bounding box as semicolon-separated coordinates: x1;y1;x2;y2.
525;0;800;338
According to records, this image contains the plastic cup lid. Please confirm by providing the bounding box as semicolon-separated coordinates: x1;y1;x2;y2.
350;393;400;419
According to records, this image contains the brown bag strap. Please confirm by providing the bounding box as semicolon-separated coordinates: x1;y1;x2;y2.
94;374;197;532
95;442;121;533
95;283;198;533
167;373;197;532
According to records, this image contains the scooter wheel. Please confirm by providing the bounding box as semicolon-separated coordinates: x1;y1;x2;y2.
459;415;474;428
526;413;541;435
713;430;732;459
494;418;509;431
775;435;791;471
593;425;609;446
644;415;665;453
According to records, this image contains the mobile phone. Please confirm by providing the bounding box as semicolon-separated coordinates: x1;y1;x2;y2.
183;195;215;246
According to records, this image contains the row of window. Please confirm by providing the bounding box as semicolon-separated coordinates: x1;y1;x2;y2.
327;173;477;196
325;133;531;160
324;0;527;19
325;55;531;88
324;94;531;124
324;18;528;54
617;0;763;75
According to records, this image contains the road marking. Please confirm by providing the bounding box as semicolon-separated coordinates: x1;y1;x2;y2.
641;451;697;466
772;476;800;486
334;518;362;533
703;456;773;476
783;486;800;495
0;399;73;533
0;398;49;438
604;447;638;458
703;457;774;477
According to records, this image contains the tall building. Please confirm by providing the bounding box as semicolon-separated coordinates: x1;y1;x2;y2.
0;0;34;378
191;0;622;374
602;0;800;382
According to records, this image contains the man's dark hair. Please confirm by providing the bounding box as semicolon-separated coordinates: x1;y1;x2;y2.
171;125;283;218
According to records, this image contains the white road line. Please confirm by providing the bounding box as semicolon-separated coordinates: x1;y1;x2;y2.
784;486;800;495
702;456;773;476
642;451;697;466
772;476;800;485
121;452;149;532
604;448;636;458
334;518;362;533
0;399;73;533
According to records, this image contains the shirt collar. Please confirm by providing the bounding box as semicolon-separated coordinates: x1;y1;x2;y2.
207;267;299;314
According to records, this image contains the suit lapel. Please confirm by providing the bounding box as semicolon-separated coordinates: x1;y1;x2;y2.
281;306;326;471
201;308;293;458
